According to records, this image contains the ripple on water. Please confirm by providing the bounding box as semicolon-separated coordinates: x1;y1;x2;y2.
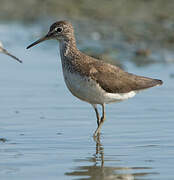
0;23;174;180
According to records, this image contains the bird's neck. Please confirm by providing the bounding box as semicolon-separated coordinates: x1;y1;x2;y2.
59;37;78;60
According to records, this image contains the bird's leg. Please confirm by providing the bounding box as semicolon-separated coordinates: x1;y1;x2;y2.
93;104;106;137
95;134;104;167
92;104;100;127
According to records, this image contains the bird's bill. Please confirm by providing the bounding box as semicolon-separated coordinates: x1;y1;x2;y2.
1;48;22;63
26;34;49;49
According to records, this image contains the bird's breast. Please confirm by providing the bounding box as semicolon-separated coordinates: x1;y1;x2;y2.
62;68;107;104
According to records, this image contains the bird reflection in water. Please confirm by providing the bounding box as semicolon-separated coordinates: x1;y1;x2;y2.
65;135;156;180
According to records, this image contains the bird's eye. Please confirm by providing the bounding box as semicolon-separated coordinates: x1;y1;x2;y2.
55;27;63;33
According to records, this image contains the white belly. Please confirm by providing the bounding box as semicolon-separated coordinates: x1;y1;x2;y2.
63;70;136;104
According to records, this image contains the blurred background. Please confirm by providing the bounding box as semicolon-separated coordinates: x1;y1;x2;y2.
0;1;174;180
1;0;174;66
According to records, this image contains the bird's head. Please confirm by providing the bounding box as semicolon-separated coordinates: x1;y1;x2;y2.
27;21;74;49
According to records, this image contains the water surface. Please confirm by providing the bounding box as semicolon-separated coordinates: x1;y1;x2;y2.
0;23;174;180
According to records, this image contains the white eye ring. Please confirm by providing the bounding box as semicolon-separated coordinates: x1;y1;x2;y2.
55;27;63;33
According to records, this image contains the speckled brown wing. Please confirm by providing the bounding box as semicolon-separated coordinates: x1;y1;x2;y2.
85;59;163;94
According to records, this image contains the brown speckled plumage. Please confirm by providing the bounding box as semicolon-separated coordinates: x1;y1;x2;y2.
27;20;163;137
61;50;162;93
50;21;162;94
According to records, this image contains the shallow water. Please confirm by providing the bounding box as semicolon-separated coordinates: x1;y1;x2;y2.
0;23;174;180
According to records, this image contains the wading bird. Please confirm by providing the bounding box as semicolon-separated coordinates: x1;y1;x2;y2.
27;21;163;136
